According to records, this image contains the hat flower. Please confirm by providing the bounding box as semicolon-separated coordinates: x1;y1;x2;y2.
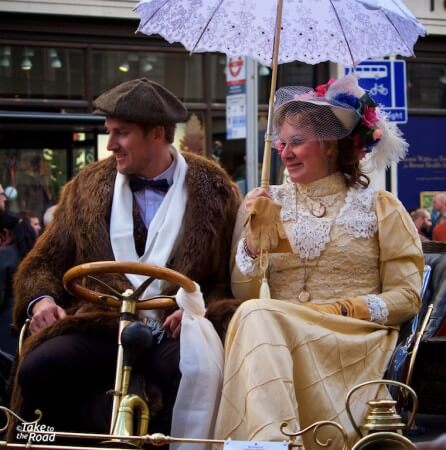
314;79;335;97
362;104;378;128
333;92;360;109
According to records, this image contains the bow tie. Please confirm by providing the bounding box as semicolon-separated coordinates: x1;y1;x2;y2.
129;176;170;193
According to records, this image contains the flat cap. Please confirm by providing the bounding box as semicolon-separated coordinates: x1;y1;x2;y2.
93;78;188;124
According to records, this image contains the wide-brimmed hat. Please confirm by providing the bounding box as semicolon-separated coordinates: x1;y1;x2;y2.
274;85;361;140
93;78;188;125
273;74;408;170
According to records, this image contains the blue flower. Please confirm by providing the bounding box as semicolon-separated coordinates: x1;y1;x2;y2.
334;93;360;109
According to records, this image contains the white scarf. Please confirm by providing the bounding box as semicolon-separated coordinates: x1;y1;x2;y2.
110;146;188;301
110;148;223;446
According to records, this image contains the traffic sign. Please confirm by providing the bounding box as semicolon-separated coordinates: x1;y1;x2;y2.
226;56;247;139
345;60;407;123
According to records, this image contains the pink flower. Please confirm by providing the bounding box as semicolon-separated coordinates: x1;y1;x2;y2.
314;79;335;97
362;105;378;128
372;128;383;140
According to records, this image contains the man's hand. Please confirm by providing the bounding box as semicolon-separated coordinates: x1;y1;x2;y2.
30;297;67;335
163;309;183;339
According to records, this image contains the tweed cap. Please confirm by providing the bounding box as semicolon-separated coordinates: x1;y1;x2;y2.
93;78;188;124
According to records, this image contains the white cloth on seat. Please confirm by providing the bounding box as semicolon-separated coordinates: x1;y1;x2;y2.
172;282;224;450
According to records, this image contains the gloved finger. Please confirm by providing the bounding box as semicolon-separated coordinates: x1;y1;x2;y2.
245;188;271;211
247;228;261;249
267;227;279;249
276;223;288;240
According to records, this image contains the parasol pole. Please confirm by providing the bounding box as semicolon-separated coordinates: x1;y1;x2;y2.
260;0;284;188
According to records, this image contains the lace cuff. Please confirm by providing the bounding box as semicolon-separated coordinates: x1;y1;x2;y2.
235;239;261;276
364;294;388;324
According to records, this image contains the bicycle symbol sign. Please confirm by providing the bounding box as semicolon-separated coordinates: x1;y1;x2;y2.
369;83;388;96
345;60;407;124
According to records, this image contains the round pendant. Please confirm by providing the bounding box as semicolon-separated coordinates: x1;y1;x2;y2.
311;203;326;218
298;290;311;303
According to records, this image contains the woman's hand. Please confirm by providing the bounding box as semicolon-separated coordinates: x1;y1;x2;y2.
30;297;67;335
245;188;273;256
244;189;287;255
163;309;183;339
245;187;271;211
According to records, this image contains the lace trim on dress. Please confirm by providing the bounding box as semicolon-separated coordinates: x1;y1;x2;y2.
270;184;378;260
337;187;378;239
235;239;261;276
365;294;388;324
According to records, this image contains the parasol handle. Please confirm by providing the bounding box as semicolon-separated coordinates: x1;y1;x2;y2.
260;0;284;188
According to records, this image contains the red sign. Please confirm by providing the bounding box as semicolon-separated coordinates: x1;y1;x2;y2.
228;57;244;78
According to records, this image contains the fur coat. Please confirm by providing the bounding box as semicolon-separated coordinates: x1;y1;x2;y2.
13;151;240;329
9;151;240;433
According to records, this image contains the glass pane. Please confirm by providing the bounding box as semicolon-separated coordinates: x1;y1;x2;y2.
0;45;84;99
92;50;203;102
407;62;446;109
73;132;96;175
176;112;206;156
258;61;314;104
0;148;67;221
210;54;227;103
212;111;281;195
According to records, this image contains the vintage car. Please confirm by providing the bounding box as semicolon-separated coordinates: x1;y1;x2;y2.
1;242;446;450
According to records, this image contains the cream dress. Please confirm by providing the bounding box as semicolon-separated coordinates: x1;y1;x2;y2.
214;173;424;450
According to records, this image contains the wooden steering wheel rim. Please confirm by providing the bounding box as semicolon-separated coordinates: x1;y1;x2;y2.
63;261;196;310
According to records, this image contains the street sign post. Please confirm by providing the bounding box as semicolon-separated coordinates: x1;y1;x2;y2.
226;56;247;139
345;60;407;123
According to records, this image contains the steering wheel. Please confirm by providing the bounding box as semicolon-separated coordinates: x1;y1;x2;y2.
63;261;196;310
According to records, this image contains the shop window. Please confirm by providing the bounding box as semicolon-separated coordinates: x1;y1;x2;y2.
407;61;446;109
0;132;96;220
0;45;84;100
73;132;96;175
92;50;203;102
211;56;316;105
212;111;282;194
178;113;206;156
260;61;314;104
0;148;65;221
210;55;227;103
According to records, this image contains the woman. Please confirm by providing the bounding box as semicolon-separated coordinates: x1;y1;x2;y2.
0;212;36;355
213;76;424;449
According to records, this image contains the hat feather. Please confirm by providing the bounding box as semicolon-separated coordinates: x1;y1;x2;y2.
365;112;409;171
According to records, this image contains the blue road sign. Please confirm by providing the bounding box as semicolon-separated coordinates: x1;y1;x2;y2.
345;60;407;123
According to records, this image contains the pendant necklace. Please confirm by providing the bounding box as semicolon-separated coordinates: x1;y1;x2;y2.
294;184;344;303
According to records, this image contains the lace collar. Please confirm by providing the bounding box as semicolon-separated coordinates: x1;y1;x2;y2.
296;172;346;197
270;174;378;259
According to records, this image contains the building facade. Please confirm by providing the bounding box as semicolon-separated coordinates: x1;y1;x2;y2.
0;1;444;218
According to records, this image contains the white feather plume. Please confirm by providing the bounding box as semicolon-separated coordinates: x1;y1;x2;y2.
364;111;409;171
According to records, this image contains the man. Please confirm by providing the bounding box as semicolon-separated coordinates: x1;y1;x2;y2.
431;193;446;228
11;79;240;438
410;208;432;242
